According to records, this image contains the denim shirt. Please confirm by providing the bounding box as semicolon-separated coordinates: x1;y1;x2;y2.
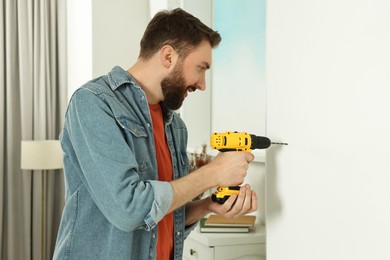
54;66;195;260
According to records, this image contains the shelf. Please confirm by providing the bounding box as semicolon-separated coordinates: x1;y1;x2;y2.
188;223;266;247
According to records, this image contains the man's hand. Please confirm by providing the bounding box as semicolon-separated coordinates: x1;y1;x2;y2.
184;184;258;226
207;184;258;218
208;152;255;187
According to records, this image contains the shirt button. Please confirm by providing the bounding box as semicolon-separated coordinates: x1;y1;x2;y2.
146;123;150;127
152;234;156;239
176;231;181;236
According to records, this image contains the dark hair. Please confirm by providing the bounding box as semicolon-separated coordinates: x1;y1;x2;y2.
139;8;221;60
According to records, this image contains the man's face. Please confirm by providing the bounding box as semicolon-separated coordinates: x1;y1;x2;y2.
161;40;212;110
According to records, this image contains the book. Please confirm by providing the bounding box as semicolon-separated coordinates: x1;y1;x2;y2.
204;214;256;227
199;218;250;233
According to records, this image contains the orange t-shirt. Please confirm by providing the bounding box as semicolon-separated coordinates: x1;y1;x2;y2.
149;103;174;260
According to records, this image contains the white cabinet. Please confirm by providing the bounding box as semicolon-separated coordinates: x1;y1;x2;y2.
183;224;266;260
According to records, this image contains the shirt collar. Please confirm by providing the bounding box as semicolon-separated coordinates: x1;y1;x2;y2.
108;66;175;124
160;103;175;125
107;66;137;90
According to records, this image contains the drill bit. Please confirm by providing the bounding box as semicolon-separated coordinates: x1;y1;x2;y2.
271;142;288;145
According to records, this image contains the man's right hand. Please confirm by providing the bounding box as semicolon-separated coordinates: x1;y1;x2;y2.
206;151;254;187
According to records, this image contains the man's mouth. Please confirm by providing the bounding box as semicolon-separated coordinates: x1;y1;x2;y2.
184;86;197;98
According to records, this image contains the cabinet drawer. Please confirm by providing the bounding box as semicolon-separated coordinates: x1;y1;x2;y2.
183;237;214;260
215;244;266;260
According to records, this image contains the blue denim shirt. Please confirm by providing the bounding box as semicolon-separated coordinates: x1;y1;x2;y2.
54;66;194;260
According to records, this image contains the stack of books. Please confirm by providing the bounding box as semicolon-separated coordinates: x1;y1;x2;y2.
199;214;256;233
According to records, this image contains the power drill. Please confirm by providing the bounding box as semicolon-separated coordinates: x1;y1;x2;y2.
210;131;287;204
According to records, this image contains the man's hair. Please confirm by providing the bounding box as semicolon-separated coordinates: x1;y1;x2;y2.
139;8;221;60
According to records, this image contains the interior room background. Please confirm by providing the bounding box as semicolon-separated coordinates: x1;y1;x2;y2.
1;0;67;259
2;0;390;260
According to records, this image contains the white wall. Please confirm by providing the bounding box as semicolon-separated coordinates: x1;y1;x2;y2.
266;0;390;259
66;0;92;100
92;0;149;77
67;0;149;98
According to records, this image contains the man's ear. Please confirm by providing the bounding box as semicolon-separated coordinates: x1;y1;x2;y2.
160;45;177;69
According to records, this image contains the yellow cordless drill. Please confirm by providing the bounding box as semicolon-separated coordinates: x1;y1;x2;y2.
210;131;287;204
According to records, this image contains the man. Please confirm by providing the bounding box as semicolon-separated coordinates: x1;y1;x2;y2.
54;8;257;260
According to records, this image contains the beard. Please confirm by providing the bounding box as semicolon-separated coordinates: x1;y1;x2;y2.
161;64;196;110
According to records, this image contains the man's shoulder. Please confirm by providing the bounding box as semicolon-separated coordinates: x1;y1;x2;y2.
76;66;133;96
79;76;114;96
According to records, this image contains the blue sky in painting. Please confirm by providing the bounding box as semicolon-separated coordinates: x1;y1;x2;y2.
212;0;266;133
213;0;265;77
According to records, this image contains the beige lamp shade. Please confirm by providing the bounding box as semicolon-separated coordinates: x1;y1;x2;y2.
21;140;63;170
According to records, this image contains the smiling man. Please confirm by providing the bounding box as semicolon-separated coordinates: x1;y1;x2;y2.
54;8;257;260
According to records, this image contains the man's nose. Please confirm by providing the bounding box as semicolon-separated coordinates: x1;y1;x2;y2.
197;73;206;91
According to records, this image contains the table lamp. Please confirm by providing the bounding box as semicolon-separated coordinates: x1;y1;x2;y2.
21;140;63;260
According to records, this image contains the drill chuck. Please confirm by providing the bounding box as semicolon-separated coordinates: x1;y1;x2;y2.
250;135;271;149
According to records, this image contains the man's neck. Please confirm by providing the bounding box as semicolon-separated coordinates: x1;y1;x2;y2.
127;59;164;105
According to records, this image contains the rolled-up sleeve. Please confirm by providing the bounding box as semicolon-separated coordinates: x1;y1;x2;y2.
144;180;173;230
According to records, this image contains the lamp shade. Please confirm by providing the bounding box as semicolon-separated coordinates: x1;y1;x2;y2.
21;140;63;170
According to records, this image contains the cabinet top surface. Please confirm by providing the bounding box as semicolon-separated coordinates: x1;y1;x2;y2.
188;224;266;246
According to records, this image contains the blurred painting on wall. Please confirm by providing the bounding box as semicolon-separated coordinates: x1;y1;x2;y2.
212;0;266;135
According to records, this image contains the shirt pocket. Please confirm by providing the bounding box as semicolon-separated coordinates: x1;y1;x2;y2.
116;116;148;138
115;116;151;177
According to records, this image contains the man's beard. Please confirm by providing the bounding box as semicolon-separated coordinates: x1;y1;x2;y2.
161;64;195;110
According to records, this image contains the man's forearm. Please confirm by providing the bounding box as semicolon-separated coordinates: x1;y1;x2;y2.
168;164;216;213
184;198;212;226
